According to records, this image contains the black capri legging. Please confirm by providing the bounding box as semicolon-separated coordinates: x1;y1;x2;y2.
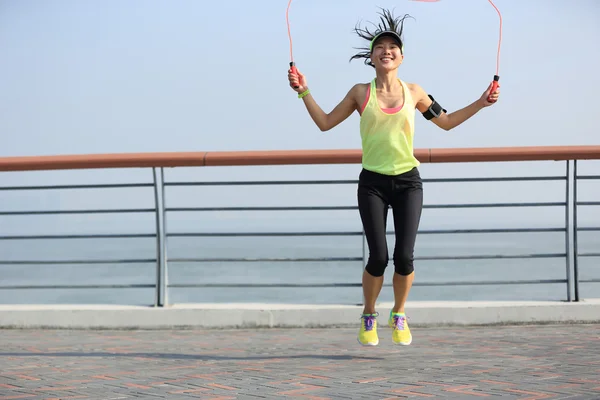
357;167;423;277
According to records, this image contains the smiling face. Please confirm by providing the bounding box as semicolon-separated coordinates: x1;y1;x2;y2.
370;36;404;71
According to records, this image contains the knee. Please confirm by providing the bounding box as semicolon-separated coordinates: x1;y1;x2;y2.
365;256;388;277
394;254;415;276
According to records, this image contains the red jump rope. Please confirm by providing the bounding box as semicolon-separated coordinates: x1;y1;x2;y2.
486;0;503;102
286;0;299;89
287;0;503;100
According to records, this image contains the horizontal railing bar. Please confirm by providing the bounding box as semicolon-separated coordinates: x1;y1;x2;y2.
577;175;600;180
167;228;564;237
165;203;566;213
0;183;153;191
426;202;565;209
167;279;566;288
167;206;357;212
577;228;600;232
2;146;600;172
420;228;565;234
412;279;567;286
577;279;600;283
579;253;600;257
577;202;600;206
417;253;565;260
0;228;562;241
0;234;156;240
424;176;565;183
0;259;156;265
167;283;353;288
169;257;362;263
0;284;155;290
0;209;155;216
166;254;563;262
164;176;566;187
168;232;361;237
166;180;356;186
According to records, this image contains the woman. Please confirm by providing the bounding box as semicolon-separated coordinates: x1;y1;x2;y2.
287;9;500;346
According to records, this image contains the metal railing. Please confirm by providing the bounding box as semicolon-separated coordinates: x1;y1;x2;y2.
573;161;600;301
0;179;162;303
0;146;598;306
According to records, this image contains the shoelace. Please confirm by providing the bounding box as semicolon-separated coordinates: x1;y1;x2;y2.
394;315;405;330
393;314;410;330
360;313;379;331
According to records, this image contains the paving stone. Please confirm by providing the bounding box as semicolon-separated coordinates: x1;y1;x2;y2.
0;324;599;398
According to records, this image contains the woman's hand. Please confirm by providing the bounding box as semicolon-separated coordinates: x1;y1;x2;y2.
479;82;500;107
288;67;308;93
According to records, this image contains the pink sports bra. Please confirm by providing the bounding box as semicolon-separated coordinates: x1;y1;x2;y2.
359;84;404;115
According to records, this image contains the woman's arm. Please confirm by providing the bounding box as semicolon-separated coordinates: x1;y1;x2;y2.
410;82;500;131
288;68;361;132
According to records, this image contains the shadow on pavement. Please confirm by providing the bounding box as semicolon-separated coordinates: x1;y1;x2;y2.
0;352;383;361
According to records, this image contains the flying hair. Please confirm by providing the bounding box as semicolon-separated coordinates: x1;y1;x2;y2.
350;8;414;68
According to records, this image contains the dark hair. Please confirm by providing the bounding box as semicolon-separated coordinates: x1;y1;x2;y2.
350;8;413;68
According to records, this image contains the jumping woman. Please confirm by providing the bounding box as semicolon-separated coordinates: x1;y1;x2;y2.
287;9;500;346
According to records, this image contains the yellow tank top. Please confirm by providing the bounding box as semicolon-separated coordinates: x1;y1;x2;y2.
359;78;420;176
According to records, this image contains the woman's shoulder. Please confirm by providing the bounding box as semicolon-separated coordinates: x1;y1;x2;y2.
404;81;422;92
352;82;371;91
347;82;371;99
403;81;427;102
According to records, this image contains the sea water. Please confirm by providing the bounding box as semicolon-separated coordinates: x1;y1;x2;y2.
1;161;599;305
1;231;598;305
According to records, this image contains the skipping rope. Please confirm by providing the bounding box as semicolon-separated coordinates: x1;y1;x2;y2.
286;0;503;100
410;0;502;100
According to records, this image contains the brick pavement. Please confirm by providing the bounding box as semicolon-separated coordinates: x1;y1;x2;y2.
1;324;600;399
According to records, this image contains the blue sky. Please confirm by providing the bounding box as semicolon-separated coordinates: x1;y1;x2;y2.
0;0;599;233
1;0;599;156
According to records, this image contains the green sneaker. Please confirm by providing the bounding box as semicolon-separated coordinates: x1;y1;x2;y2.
388;311;412;345
358;313;379;346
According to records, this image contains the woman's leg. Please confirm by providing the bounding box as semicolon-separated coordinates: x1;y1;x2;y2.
390;180;423;314
388;169;423;345
356;171;390;346
358;183;389;315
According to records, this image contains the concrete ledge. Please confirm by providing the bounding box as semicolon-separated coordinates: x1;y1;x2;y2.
1;300;599;329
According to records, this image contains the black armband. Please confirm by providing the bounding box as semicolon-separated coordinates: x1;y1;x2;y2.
421;95;446;120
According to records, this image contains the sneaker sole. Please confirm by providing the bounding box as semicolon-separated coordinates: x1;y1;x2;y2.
392;335;412;345
357;338;379;346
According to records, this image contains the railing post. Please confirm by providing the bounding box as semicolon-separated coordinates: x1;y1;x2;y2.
160;167;169;306
565;160;572;302
152;167;164;307
573;160;580;302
